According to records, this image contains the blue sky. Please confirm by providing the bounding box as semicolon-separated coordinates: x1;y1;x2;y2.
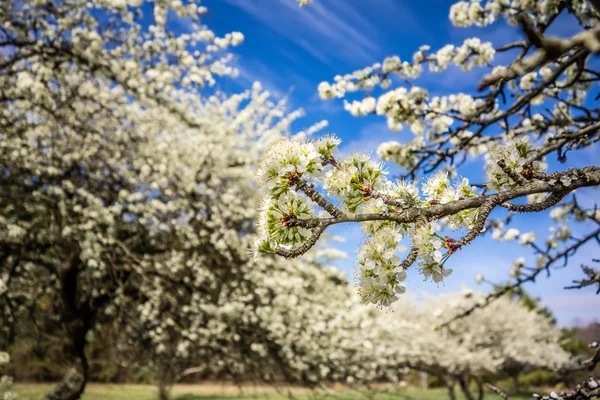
199;0;599;326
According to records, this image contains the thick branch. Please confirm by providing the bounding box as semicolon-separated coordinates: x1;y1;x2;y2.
496;160;527;186
501;190;569;213
296;166;600;229
478;16;600;90
280;166;599;260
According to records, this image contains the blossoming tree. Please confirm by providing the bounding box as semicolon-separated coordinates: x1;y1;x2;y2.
0;0;249;396
0;1;427;398
379;291;570;400
0;0;400;399
1;0;597;398
255;0;600;312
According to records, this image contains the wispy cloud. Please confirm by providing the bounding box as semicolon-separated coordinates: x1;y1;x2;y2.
223;0;382;65
304;94;344;115
295;39;335;66
234;58;287;97
363;0;431;41
341;121;403;155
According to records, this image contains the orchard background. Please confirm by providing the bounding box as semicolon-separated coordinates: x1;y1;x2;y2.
0;0;599;399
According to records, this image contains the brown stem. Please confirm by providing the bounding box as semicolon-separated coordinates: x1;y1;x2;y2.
275;224;327;259
496;159;528;186
486;383;513;400
441;226;600;327
501;190;569;213
458;376;475;400
294;178;344;218
279;166;600;259
291;166;600;230
399;247;419;270
455;199;497;248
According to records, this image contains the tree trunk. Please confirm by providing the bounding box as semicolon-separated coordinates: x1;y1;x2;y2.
458;376;475;400
42;318;89;400
157;363;175;400
446;381;457;400
158;382;171;400
42;257;93;400
42;359;88;400
438;375;456;400
511;374;520;394
420;371;429;389
474;377;484;400
41;315;90;400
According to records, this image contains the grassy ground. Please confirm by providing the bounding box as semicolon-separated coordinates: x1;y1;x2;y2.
14;383;533;400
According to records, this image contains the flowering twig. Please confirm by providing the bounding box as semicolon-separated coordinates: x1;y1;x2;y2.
440;227;600;327
254;132;600;306
478;15;600;90
565;263;600;294
284;167;599;232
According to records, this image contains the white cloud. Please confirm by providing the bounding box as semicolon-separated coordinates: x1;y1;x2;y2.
341;121;401;155
304;93;344;115
223;0;381;64
234;58;287;98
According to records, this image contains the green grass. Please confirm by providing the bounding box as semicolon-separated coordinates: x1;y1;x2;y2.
14;383;533;400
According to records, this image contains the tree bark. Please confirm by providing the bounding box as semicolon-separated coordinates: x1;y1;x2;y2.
42;257;93;400
446;381;457;400
511;374;520;394
41;319;89;400
158;382;171;400
474;377;484;400
157;363;175;400
458;376;475;400
420;371;428;389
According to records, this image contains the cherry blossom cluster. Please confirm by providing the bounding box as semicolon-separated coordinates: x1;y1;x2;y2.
343;87;492;138
253;137;507;307
356;226;407;306
317;38;495;103
485;136;546;190
449;0;596;27
254;127;600;308
376;138;426;170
